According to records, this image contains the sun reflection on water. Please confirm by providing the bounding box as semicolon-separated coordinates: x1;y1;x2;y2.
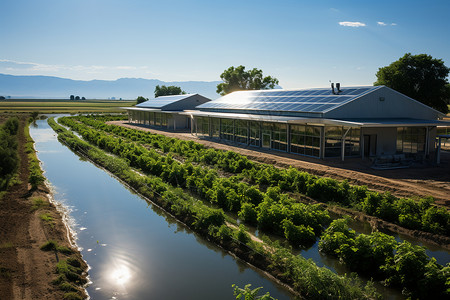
111;265;131;285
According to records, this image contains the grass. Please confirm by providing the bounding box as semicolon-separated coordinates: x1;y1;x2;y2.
40;240;74;254
0;242;14;249
39;213;55;228
0;99;135;113
31;197;48;211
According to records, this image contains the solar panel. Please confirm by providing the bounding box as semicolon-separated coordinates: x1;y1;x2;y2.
196;87;378;114
137;94;196;109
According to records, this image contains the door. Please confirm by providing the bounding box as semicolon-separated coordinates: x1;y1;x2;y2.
364;134;377;157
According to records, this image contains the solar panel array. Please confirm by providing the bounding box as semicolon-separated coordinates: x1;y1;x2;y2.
137;94;195;109
197;87;379;114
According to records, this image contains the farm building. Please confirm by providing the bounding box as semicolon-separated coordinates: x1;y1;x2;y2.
125;94;211;130
183;85;450;162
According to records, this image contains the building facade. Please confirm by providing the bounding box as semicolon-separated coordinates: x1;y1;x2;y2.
184;86;449;161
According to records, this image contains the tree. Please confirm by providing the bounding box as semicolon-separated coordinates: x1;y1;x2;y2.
154;85;186;97
216;65;279;96
374;53;450;113
81;97;86;100
136;96;148;105
70;95;75;100
75;96;80;100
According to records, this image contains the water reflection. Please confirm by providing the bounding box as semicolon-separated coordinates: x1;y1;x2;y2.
111;265;131;285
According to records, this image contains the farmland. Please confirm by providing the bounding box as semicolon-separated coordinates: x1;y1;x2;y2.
53;114;450;299
1;110;449;299
0;99;135;113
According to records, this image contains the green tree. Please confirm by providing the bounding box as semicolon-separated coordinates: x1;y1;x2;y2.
216;65;279;96
136;96;148;105
374;53;450;113
70;95;75;100
154;85;186;97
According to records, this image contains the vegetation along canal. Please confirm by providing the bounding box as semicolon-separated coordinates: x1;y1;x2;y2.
30;118;293;299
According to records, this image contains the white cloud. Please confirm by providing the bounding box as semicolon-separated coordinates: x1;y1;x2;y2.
377;21;397;26
339;21;366;27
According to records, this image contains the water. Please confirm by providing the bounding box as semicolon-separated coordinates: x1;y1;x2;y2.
30;118;294;300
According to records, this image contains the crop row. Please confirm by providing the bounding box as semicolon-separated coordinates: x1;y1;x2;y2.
48;117;376;299
63;115;448;298
58;116;448;299
59;116;331;246
319;218;449;299
0;117;20;193
73;114;450;237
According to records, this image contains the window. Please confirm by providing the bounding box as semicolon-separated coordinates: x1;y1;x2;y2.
196;117;210;137
290;124;320;157
211;118;220;138
235;120;248;144
220;119;234;141
249;121;260;147
397;127;426;154
324;126;360;157
262;122;287;152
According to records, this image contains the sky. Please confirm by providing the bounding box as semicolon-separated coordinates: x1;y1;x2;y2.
1;0;449;90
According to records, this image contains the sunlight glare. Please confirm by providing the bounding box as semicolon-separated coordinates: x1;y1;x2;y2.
111;266;131;285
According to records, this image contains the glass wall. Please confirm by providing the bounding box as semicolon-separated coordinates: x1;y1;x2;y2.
262;123;287;152
396;127;426;154
290;125;321;157
189;117;366;159
235;120;248;144
211;118;220;138
324;127;360;157
129;111;171;129
220;119;234;142
345;128;360;157
196;116;210;137
249;121;260;147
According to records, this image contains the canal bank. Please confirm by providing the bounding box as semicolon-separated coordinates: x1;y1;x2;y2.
0;115;87;300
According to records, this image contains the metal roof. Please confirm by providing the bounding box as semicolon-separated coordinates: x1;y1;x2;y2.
136;94;196;109
196;86;381;114
184;110;450;128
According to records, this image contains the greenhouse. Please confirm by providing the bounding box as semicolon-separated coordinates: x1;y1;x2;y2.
125;93;211;130
184;86;450;161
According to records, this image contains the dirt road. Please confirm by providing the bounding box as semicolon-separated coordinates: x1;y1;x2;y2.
0;116;86;300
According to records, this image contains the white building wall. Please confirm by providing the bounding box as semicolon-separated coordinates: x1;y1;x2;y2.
326;86;441;120
362;127;397;156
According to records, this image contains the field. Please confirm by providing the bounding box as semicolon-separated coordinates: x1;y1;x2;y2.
0;99;135;113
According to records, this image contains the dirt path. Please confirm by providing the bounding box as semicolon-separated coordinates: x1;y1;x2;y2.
109;121;450;207
0;116;86;300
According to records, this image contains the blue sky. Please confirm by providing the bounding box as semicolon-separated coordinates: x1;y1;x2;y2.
1;0;449;90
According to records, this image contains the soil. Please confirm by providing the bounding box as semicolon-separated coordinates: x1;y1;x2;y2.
110;121;450;207
0;116;87;300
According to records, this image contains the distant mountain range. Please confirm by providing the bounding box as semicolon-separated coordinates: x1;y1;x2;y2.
0;74;221;100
